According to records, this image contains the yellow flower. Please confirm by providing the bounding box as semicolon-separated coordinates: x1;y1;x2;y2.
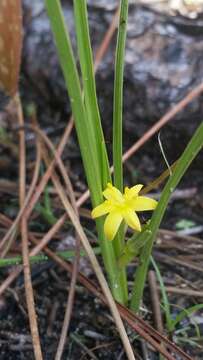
91;183;157;241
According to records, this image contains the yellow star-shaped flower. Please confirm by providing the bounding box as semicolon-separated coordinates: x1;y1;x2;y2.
92;183;157;241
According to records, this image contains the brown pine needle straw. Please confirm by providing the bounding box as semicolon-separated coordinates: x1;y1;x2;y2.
0;214;191;359
16;94;43;360
29;125;135;359
24;126;191;360
38;129;80;360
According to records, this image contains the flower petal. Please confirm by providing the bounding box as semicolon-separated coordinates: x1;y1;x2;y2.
103;183;123;203
91;200;113;218
132;196;158;212
124;184;143;200
104;211;123;241
124;210;141;232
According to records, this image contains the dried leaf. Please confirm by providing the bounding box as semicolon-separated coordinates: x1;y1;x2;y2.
0;0;22;96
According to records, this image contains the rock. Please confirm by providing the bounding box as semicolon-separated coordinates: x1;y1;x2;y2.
21;0;203;165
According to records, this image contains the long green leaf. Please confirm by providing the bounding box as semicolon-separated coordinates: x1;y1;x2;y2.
73;0;111;187
113;0;128;191
72;0;127;303
45;0;126;304
45;0;101;205
130;121;203;311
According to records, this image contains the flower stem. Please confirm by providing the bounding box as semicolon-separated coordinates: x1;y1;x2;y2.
112;0;129;304
113;0;128;191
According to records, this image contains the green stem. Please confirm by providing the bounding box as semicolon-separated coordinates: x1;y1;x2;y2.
130;121;203;312
113;0;128;192
111;0;129;304
0;248;101;268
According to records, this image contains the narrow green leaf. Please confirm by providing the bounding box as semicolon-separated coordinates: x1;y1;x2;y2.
113;0;128;191
171;304;203;331
130;121;203;312
45;0;127;304
111;0;129;304
73;0;111;187
151;256;173;332
45;0;101;206
0;248;101;267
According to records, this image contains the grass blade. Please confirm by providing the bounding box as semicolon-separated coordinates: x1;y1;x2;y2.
171;304;203;331
113;0;128;191
45;0;127;304
151;256;172;332
130;121;203;312
45;0;101;205
111;0;129;304
73;0;111;187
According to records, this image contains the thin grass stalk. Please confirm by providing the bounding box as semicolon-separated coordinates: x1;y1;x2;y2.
73;0;111;187
45;0;126;303
150;256;172;332
130;121;203;311
113;0;128;192
0;248;101;268
112;0;129;303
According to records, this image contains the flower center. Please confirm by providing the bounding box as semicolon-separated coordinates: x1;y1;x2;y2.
113;197;134;214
